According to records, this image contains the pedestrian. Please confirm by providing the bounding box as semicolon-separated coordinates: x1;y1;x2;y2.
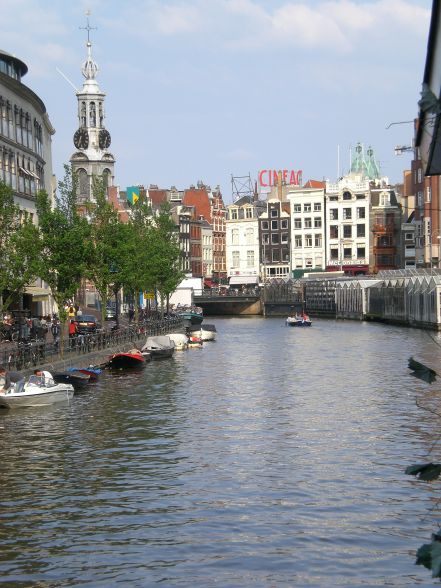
0;365;25;394
128;307;134;323
51;320;61;350
68;305;76;319
68;319;77;348
76;307;83;318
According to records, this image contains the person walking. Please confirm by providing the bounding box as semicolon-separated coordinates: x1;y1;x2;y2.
51;320;61;350
68;319;77;349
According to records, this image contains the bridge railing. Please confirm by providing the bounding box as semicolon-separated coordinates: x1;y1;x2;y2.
194;287;261;298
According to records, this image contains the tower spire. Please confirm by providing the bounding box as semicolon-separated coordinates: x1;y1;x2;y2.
80;10;98;81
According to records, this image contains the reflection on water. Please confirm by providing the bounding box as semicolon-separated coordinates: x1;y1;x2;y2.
1;317;441;586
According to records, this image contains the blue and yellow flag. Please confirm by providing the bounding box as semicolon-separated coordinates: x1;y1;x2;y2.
126;186;140;205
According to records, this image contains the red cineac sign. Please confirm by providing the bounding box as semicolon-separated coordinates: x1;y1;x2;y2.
258;169;302;187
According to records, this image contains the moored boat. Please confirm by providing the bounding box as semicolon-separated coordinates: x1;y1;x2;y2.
67;366;102;380
53;370;91;389
190;323;217;341
176;306;203;326
142;336;175;359
168;333;189;350
0;372;74;409
106;348;146;369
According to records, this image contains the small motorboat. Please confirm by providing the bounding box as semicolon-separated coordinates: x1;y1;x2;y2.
142;336;175;359
67;366;102;381
106;348;146;369
286;314;312;327
53;370;91;389
190;323;217;341
0;372;74;409
187;335;203;348
177;306;204;326
168;333;189;350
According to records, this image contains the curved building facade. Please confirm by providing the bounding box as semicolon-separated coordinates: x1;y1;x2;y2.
0;49;55;217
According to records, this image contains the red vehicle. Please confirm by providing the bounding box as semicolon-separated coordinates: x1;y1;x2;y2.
74;315;101;334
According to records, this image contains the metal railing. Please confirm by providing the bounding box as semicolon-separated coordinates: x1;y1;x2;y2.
0;316;183;371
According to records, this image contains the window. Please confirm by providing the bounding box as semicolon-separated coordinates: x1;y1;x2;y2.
245;208;253;219
281;233;288;244
405;232;414;241
271;220;278;230
231;228;239;245
343;191;351;200
281;219;288;229
305;234;312;247
271;233;279;244
305;258;313;267
343;247;352;259
357;207;365;219
330;209;338;220
314;203;321;211
304;217;312;228
426;186;432;203
294;219;301;229
304;203;311;212
261;221;269;230
330;225;338;239
357;247;365;259
272;249;280;262
314;234;322;247
357;224;365;238
343;225;352;238
270;208;278;217
232;251;239;267
230;208;238;220
247;250;254;267
330;248;338;259
343;208;352;220
314;217;322;228
418;191;423;207
246;227;254;245
356;194;366;200
380;192;390;206
417;168;422;183
262;233;269;244
295;235;302;248
293;204;301;213
329;195;338;201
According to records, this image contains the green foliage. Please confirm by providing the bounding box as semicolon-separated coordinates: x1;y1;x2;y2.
0;181;41;311
86;176;126;324
36;165;89;324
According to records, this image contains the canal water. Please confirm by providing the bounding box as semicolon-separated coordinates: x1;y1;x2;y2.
1;317;441;587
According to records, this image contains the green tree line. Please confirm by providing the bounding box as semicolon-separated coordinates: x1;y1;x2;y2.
0;165;184;328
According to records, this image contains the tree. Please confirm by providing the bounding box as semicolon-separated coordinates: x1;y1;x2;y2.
0;181;41;314
36;165;89;329
148;203;184;314
86;176;127;325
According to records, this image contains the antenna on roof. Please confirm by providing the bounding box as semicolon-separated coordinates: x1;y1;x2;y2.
55;67;79;92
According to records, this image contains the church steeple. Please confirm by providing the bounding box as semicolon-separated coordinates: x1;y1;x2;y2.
70;12;115;203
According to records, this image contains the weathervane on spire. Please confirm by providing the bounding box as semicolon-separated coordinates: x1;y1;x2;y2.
79;9;97;44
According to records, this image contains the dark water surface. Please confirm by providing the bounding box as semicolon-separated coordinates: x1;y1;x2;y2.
1;317;441;587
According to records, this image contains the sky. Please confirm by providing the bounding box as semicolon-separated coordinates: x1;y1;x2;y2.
0;0;432;203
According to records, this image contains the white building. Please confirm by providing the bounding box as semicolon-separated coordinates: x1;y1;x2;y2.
325;174;371;274
287;185;326;273
226;196;264;286
201;219;213;279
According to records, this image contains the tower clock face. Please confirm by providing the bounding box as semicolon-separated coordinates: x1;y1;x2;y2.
74;128;89;150
99;129;111;149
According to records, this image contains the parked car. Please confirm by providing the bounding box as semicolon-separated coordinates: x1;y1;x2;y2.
74;315;101;334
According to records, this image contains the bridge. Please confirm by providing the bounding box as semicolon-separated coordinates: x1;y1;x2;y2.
193;283;303;317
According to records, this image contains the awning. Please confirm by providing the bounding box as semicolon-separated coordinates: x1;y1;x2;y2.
229;276;259;285
24;286;50;301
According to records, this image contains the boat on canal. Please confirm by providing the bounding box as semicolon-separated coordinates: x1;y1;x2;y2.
53;370;91;389
190;323;217;341
67;366;102;381
168;333;189;350
176;306;204;326
286;313;312;327
142;335;175;359
0;372;74;409
106;348;146;369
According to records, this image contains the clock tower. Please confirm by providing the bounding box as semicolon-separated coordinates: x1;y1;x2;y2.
70;17;115;202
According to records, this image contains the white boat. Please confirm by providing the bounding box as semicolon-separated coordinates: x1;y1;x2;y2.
0;373;74;409
142;335;175;359
168;333;189;350
190;323;217;341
